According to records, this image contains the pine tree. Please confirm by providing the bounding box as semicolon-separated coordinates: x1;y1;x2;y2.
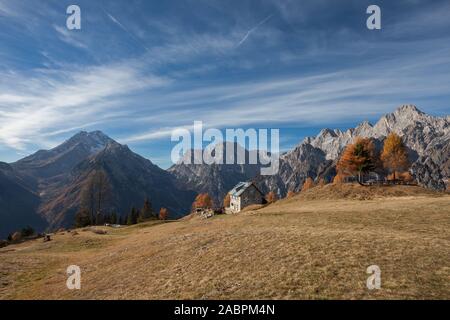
75;208;91;228
95;212;104;226
139;198;154;222
127;207;138;225
110;212;117;224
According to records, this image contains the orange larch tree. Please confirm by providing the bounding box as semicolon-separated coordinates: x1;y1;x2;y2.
265;191;278;204
286;190;296;198
193;193;213;209
302;177;315;191
223;193;231;208
336;137;379;183
381;133;410;180
159;208;169;220
333;173;345;184
317;178;327;187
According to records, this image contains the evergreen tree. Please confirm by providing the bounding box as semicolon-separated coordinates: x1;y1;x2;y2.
110;212;117;224
139;198;154;222
127;207;138;225
95;212;104;226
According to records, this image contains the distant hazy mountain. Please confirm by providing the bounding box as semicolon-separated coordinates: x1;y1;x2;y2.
168;142;261;206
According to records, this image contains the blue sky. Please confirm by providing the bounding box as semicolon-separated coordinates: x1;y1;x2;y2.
0;0;449;168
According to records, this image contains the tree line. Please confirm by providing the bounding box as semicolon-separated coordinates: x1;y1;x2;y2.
336;133;411;183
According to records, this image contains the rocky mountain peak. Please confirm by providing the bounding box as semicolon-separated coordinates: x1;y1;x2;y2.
64;130;114;153
395;104;424;116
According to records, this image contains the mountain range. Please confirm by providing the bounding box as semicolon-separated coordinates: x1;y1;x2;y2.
170;105;449;200
0;105;448;238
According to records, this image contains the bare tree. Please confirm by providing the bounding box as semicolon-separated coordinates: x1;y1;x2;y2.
80;170;112;222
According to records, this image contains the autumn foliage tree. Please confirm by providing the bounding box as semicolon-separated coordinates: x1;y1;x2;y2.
317;178;327;187
381;133;410;180
193;193;213;209
302;177;315;191
333;173;345;184
265;191;278;204
159;208;169;220
336;137;379;183
223;193;231;208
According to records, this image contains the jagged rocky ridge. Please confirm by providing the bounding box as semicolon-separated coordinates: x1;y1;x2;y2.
256;105;449;196
170;105;449;200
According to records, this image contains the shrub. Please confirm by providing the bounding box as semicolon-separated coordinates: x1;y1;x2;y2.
159;208;169;220
287;191;296;198
11;232;22;242
302;178;315;191
75;208;91;228
333;173;345;184
266;191;278;204
21;226;35;237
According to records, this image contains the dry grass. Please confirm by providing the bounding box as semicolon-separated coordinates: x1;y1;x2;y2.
0;186;449;300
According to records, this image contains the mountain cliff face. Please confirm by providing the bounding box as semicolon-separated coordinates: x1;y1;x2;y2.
256;105;449;196
170;105;448;199
307;105;448;160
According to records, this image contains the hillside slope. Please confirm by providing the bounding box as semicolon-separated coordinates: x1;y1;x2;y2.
0;163;46;238
1;188;448;300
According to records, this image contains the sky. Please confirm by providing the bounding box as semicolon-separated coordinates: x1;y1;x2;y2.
0;0;449;168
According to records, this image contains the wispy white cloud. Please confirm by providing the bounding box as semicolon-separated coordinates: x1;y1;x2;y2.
53;25;88;49
0;62;169;150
